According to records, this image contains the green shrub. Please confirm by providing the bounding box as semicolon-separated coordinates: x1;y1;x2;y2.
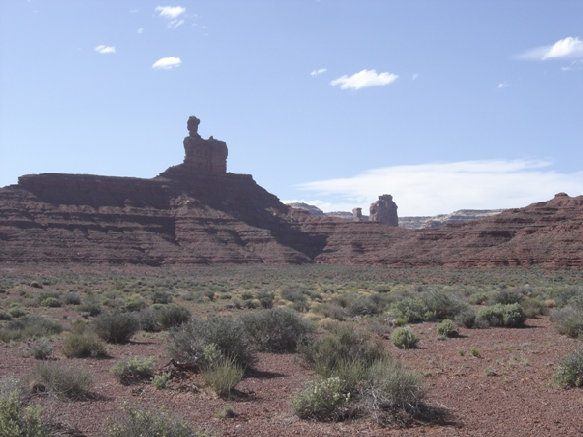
201;347;243;398
555;347;583;388
0;311;11;321
298;324;387;379
158;305;191;330
455;308;476;328
551;306;583;338
291;376;350;421
436;319;458;338
151;373;171;389
488;289;523;305
40;297;61;308
468;292;488;305
104;403;207;437
255;290;274;309
348;294;386;317
62;325;107;358
0;380;50;437
280;288;309;312
29;362;93;400
522;298;548;319
0;316;62;343
393;298;427;323
94;311;139;344
124;298;147;313
391;328;418;349
110;356;155;385
8;307;27;319
242;308;312;352
151;290;173;304
167;316;254;371
421;289;468;320
476;303;526;328
78;298;102;317
359;358;426;424
317;303;347;320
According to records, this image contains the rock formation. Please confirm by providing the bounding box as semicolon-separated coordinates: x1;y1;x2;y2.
352;208;363;222
369;194;398;226
1;116;582;268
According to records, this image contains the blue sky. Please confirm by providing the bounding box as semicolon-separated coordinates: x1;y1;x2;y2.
1;1;582;216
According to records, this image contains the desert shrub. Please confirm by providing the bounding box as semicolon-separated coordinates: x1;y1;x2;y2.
29;362;92;400
358;357;426;424
0;311;11;321
436;319;458;338
555;347;583;388
291;376;350;421
21;338;53;360
167;316;254;370
298;324;387;379
0;316;62;343
0;379;50;437
93;311;139;344
63;292;82;305
455;308;476;328
158;305;191;330
421;289;468;320
104;404;207;437
522;298;548;319
40;297;61;308
151;373;171;389
151;290;173;304
488;289;523;305
551;306;583;338
393;298;427;323
348;295;385;317
78;298;102;317
242;308;312;352
200;346;243;398
124;297;147;312
137;308;162;332
8;307;27;319
468;291;489;305
391;328;418;349
255;290;274;309
280;288;309;312
29;281;42;289
110;356;155;385
317;303;347;320
63;324;107;358
476;303;526;328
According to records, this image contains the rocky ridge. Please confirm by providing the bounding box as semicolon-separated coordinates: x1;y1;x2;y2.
1;117;582;268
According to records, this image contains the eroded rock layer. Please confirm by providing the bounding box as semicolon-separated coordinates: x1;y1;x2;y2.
1;117;582;268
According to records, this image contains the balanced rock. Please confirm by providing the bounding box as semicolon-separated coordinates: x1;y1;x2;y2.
183;115;228;174
369;194;398;226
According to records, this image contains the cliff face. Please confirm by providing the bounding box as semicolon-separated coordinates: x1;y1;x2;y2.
1;117;582;268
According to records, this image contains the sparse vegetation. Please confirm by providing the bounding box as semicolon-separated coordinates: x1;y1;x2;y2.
110;356;155;385
555;347;583;388
94;311;140;344
0;378;50;437
63;323;107;358
28;362;93;400
436;319;458;338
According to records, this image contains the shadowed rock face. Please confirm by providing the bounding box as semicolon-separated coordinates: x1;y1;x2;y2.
0;117;582;268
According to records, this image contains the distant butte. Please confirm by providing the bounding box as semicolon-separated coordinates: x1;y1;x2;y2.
0;116;582;267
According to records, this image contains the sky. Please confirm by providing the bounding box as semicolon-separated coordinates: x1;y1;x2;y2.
1;0;582;217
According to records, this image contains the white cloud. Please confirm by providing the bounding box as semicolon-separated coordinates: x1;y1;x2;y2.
152;56;182;69
155;6;186;19
330;69;398;90
520;36;583;60
137;27;144;34
94;45;115;54
310;68;327;77
497;81;509;89
297;160;583;216
412;73;419;81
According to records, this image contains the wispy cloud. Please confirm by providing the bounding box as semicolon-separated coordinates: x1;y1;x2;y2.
497;81;509;89
520;36;583;60
137;27;144;34
155;5;186;28
152;56;182;69
310;68;327;77
94;45;115;54
297;160;583;216
412;73;419;81
330;69;398;90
